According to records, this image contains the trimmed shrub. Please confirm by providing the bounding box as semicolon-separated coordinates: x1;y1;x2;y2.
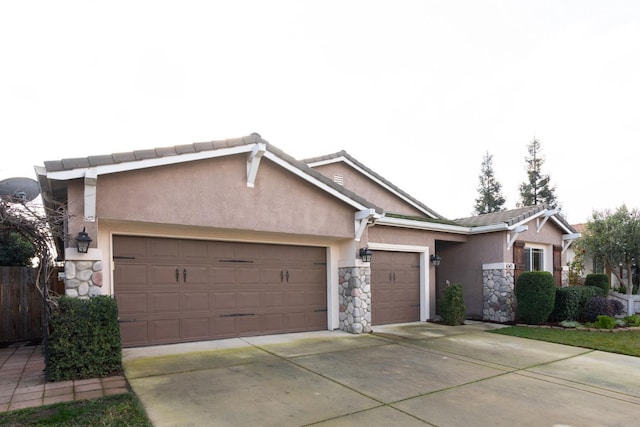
592;315;616;329
48;296;122;382
549;286;602;322
581;296;612;322
584;273;609;295
515;271;556;325
609;299;625;316
439;283;466;326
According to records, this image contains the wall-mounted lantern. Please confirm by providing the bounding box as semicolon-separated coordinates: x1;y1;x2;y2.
75;227;92;253
430;254;442;267
359;247;373;263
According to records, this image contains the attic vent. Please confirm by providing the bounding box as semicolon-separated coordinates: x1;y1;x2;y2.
333;174;344;186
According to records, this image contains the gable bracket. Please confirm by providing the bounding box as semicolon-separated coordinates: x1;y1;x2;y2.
246;143;267;188
536;209;558;233
83;168;98;222
562;232;581;253
354;209;380;242
507;225;528;250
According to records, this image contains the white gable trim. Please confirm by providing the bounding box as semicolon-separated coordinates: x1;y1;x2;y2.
46;145;254;180
307;156;438;219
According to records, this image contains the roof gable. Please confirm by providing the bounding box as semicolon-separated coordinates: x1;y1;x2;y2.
304;151;444;220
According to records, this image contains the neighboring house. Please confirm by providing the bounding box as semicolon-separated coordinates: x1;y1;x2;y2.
36;134;579;347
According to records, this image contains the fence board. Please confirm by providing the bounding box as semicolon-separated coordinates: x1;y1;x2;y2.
0;267;43;342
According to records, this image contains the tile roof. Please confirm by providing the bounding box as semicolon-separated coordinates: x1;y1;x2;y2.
455;205;577;233
40;133;385;214
303;150;445;220
43;134;262;172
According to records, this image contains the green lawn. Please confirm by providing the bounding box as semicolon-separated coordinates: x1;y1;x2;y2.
490;327;640;357
0;393;151;427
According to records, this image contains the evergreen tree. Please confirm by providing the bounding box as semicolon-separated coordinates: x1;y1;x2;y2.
518;138;558;208
473;151;506;215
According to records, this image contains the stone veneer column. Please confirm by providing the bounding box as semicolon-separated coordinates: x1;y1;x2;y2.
63;249;103;299
482;263;515;323
338;266;372;334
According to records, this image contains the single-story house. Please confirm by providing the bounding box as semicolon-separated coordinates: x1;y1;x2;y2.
36;134;579;347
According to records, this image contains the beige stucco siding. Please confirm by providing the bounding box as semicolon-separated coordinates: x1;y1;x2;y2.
83;155;355;239
437;232;506;318
312;163;426;217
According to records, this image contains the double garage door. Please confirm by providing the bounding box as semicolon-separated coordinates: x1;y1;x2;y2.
114;236;327;347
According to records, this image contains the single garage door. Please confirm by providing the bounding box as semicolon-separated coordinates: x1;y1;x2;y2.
114;236;327;347
371;251;420;325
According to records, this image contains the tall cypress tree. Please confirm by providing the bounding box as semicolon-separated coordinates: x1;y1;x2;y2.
518;138;558;208
474;151;506;215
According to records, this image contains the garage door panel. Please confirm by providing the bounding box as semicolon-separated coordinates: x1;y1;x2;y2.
151;293;180;313
237;314;261;334
113;236;147;259
181;317;209;339
180;240;209;260
262;314;285;332
211;316;237;337
149;239;180;259
182;292;210;311
182;266;209;286
151;265;181;286
116;265;148;286
236;267;260;284
214;292;237;310
120;321;148;346
116;293;148;315
237;292;261;309
212;267;235;284
150;319;180;342
263;291;285;308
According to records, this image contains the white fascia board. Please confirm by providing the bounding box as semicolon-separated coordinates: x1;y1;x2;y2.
375;216;471;234
46;145;254;180
263;152;370;212
549;215;574;234
308;156;438;219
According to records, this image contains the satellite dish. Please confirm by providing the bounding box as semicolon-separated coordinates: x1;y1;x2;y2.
0;177;41;202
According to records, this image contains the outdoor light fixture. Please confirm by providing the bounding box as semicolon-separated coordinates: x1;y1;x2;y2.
75;227;92;254
430;254;442;267
359;247;373;263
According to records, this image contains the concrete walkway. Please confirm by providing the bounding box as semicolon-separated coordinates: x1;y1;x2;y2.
123;321;640;426
0;343;128;412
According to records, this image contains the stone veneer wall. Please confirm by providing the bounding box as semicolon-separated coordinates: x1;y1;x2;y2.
338;266;372;334
64;260;103;298
482;263;515;323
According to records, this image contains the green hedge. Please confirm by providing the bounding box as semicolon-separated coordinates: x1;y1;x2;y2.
48;296;122;382
439;283;466;326
583;274;609;295
549;286;602;322
515;271;556;325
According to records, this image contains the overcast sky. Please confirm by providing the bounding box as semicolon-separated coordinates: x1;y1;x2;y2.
1;1;638;224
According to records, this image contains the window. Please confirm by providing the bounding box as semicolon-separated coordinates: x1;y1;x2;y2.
524;247;544;271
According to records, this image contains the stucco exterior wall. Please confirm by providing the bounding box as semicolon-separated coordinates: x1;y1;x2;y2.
436;232;506;318
312;163;426;217
87;155;356;238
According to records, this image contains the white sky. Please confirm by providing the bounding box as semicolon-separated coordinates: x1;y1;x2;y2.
1;1;639;225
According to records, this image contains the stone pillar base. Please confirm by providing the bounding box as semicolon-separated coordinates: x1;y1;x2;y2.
482;263;515;323
338;266;371;334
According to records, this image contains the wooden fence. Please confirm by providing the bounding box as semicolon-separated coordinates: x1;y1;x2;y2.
0;267;43;342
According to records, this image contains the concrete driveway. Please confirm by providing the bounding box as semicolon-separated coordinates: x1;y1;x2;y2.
122;321;640;426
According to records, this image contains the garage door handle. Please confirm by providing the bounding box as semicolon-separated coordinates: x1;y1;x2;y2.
286;270;289;282
183;268;187;283
280;270;284;282
175;268;179;283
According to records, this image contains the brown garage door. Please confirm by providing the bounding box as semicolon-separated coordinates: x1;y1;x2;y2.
114;236;327;347
371;251;420;325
